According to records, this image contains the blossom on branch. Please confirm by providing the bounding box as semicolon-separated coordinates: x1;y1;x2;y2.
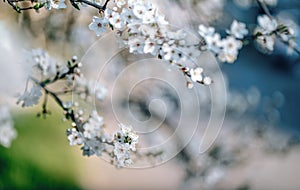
89;16;110;36
42;0;67;10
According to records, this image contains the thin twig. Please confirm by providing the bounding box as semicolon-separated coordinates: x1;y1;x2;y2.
72;0;110;11
256;0;272;18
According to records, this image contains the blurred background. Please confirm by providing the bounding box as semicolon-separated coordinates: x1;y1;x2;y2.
1;0;300;189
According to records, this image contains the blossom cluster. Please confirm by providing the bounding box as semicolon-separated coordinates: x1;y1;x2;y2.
113;124;138;167
16;48;139;167
0;105;17;148
181;66;212;88
41;0;67;10
254;15;297;54
198;20;248;63
67;110;106;157
66;113;139;167
89;0;195;64
17;49;107;108
87;0;297;87
88;0;212;87
199;13;298;62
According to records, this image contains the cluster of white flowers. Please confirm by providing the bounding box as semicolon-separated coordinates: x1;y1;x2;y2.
40;0;67;10
17;49;141;167
180;67;212;88
89;0;192;65
66;111;139;167
21;48;138;166
254;15;278;52
0;105;17;148
82;0;299;65
67;110;107;156
67;128;84;146
113;123;138;167
18;49;108;108
88;0;213;88
254;15;296;53
198;20;248;63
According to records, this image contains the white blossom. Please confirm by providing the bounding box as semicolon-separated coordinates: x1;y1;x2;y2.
42;0;67;10
256;34;276;52
114;123;138;151
229;20;248;39
109;12;126;30
198;25;215;38
113;141;133;167
280;28;294;42
104;8;114;20
138;24;158;39
218;36;243;63
17;85;42;107
198;23;245;63
120;8;135;23
190;67;204;83
257;15;278;34
203;76;212;85
127;23;141;35
144;38;159;55
128;36;145;54
161;43;180;63
142;9;156;24
89;16;109;36
67;128;84;146
205;33;222;54
132;3;149;20
113;123;138;167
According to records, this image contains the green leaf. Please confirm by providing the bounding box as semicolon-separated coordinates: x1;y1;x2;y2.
16;5;21;13
33;4;39;10
39;2;45;8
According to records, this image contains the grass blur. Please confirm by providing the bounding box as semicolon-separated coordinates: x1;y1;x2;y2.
0;111;81;190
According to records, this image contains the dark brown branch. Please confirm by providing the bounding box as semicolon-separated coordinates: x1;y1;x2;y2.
6;0;111;12
7;0;34;12
256;0;272;18
72;0;110;11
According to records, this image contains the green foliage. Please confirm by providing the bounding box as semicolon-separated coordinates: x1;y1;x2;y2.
0;113;81;190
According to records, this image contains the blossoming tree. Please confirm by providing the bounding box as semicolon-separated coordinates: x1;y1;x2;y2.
0;0;299;175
